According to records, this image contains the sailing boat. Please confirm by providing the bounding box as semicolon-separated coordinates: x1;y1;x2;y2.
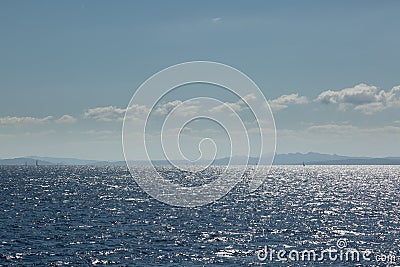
302;161;305;167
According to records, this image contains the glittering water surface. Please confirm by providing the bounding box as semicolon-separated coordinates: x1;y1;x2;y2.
0;166;399;266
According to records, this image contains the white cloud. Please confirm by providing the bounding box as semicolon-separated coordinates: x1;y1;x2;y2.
242;93;257;102
84;101;203;122
0;116;53;125
155;100;204;117
84;94;261;123
0;114;76;126
84;106;126;122
315;83;400;114
84;105;148;122
269;93;309;111
211;17;222;23
209;93;257;113
56;114;77;124
209;101;243;113
154;100;182;115
126;104;149;120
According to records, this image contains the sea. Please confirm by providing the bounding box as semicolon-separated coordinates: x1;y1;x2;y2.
0;165;399;266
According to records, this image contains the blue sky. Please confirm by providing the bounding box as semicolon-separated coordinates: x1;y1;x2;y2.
0;0;399;160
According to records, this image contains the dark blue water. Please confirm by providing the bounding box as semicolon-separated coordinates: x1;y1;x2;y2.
0;166;399;266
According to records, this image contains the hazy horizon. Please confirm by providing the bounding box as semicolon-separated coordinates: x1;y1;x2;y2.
2;150;399;163
1;1;399;160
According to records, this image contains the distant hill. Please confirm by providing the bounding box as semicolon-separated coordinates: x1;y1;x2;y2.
1;153;400;166
272;152;368;165
0;157;54;166
28;156;100;165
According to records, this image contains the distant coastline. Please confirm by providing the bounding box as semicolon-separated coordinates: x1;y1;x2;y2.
1;152;400;166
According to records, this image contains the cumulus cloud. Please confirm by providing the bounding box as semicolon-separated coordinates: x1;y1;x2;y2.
56;114;77;124
269;93;309;111
241;93;259;104
84;105;148;122
209;93;257;113
0;114;80;126
315;83;400;114
84;101;203;122
0;116;53;125
154;100;183;115
84;106;126;122
154;100;205;117
209;101;243;113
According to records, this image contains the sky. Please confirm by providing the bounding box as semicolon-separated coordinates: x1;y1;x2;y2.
0;0;399;160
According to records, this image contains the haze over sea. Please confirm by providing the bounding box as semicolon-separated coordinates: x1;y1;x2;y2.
1;165;399;266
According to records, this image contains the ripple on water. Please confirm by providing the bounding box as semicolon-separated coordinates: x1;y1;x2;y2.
0;165;399;265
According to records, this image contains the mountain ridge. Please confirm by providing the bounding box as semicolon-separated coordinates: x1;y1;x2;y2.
1;152;400;165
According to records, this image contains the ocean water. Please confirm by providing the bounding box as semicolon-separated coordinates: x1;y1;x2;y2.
0;165;399;266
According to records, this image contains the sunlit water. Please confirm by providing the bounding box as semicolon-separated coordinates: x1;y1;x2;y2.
0;166;399;266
